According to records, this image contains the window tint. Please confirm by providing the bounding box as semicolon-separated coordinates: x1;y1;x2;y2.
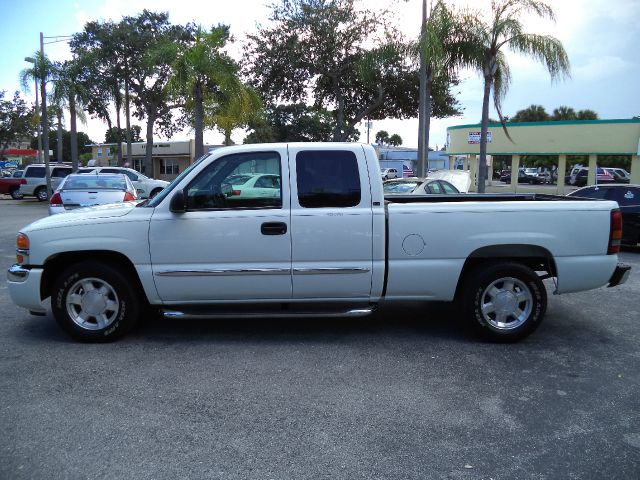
574;187;607;199
296;150;361;208
25;166;45;178
440;181;458;194
612;187;639;206
426;181;443;194
52;167;72;178
185;152;282;210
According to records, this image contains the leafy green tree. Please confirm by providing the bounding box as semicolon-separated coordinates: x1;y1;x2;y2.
105;126;142;144
552;105;576;121
576;109;598;120
244;104;356;143
0;91;34;159
375;130;390;144
511;104;550;122
245;0;447;141
208;84;262;146
388;134;403;146
31;129;93;163
466;0;570;192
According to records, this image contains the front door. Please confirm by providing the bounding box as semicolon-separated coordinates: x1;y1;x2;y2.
149;148;292;302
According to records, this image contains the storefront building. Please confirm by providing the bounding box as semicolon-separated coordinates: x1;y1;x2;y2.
446;119;640;192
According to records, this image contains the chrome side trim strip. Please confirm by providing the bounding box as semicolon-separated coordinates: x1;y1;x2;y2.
293;267;371;275
162;308;374;320
155;268;291;277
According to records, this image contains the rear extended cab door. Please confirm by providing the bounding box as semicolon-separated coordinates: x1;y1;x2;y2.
287;143;382;300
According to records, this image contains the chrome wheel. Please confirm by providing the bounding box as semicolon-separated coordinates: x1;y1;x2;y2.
36;187;48;201
65;277;120;331
479;276;533;331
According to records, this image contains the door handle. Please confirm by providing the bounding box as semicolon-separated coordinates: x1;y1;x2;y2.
261;222;287;235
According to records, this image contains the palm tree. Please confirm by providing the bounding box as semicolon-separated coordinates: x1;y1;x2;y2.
20;51;56;195
169;26;241;157
415;0;473;177
209;84;262;146
51;60;88;169
467;0;570;192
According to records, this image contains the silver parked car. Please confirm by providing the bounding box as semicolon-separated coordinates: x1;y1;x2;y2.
49;174;138;215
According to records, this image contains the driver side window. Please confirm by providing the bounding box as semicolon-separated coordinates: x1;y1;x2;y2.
185;152;282;210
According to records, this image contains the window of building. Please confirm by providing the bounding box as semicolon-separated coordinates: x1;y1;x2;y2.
296;150;361;208
159;159;180;175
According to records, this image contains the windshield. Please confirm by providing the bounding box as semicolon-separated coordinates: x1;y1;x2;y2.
145;153;211;207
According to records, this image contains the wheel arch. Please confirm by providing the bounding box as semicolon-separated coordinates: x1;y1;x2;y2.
41;250;149;305
455;244;556;300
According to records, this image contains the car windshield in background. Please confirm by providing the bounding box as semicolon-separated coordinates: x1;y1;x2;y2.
383;182;420;193
64;174;127;190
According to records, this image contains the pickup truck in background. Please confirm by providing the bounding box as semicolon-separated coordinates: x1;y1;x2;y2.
0;169;25;199
7;143;630;343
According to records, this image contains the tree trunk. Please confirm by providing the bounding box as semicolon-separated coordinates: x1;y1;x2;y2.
224;128;232;146
56;111;63;162
144;112;155;177
124;77;133;164
417;0;428;178
69;97;78;170
115;92;123;166
194;83;204;158
423;76;433;174
478;75;492;194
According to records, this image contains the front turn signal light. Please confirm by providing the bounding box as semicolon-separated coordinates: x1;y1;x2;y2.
17;233;29;250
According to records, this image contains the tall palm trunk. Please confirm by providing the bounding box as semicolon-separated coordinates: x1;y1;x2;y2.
56;110;63;162
194;83;204;158
125;77;133;164
417;0;428;177
115;91;123;166
478;76;492;193
69;96;79;170
144;112;156;176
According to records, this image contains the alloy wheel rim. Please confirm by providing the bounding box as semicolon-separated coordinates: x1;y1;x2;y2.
480;276;533;330
66;277;120;331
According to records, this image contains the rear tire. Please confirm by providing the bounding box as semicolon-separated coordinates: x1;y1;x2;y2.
149;188;163;198
35;186;48;202
10;187;23;200
462;261;547;342
51;261;141;342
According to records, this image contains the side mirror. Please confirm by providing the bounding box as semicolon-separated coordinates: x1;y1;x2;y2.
169;190;186;213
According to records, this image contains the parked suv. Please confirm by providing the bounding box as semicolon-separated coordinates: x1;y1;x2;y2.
76;166;169;198
19;164;73;201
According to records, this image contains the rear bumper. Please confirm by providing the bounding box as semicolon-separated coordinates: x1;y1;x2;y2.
608;264;631;288
7;265;47;314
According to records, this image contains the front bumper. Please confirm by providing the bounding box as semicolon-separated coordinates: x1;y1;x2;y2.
7;265;47;314
608;264;631;288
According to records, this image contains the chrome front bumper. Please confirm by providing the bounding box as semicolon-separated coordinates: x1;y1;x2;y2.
7;265;47;314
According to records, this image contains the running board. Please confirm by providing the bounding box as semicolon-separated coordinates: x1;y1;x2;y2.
161;307;376;320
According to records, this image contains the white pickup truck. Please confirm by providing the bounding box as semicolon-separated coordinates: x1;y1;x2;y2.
7;143;630;343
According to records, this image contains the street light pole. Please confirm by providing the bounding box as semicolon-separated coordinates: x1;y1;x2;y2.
24;57;42;163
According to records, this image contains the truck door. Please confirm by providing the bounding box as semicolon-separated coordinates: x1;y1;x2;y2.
149;148;292;302
288;145;374;299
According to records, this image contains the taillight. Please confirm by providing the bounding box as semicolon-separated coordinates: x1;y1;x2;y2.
231;190;241;196
608;209;623;254
50;192;62;205
123;191;136;201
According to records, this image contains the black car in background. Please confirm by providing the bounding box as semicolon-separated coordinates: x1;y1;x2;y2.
567;184;640;246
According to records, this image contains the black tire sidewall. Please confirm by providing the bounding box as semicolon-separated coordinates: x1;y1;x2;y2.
51;261;140;342
10;188;23;199
35;187;48;201
465;262;547;342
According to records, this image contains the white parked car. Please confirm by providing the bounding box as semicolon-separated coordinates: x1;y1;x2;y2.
76;166;168;198
380;168;398;180
226;173;281;200
49;174;138;215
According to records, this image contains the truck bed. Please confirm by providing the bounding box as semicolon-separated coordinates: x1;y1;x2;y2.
385;193;591;203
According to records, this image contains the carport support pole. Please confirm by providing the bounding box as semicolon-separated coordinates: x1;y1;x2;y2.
557;154;566;195
631;155;640;185
510;155;520;193
588;154;597;185
469;154;477;192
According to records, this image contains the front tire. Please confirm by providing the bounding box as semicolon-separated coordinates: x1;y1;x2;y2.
35;186;48;202
462;262;547;342
51;261;141;342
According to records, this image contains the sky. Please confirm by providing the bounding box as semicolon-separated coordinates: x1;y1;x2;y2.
1;0;638;150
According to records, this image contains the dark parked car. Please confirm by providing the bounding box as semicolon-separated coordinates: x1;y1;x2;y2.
567;184;640;246
500;168;546;184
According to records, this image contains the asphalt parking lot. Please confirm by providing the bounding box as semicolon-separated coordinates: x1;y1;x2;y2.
1;196;639;479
